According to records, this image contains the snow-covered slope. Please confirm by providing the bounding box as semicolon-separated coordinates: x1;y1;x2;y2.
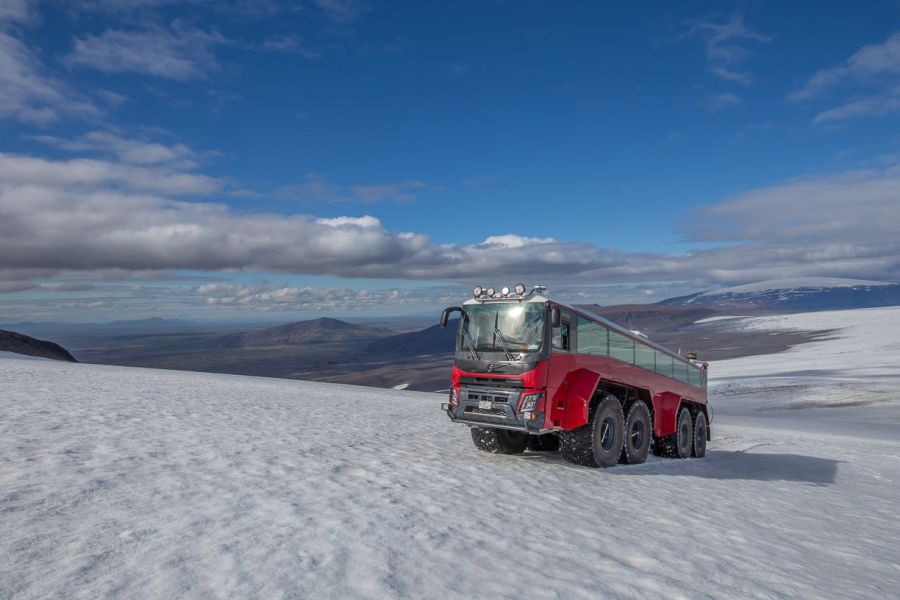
699;277;892;296
3;311;900;599
661;277;900;313
713;305;900;379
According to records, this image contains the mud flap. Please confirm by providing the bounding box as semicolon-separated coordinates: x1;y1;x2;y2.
653;391;681;438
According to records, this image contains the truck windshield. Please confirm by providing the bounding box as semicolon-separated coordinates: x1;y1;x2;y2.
460;303;545;353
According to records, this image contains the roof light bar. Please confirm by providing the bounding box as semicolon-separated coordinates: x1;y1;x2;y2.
470;283;548;301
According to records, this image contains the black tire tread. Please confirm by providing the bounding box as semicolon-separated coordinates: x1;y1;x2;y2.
653;406;693;459
620;400;652;465
675;407;693;459
471;427;529;454
559;394;624;468
693;411;708;458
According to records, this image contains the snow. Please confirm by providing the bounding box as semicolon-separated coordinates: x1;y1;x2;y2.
713;305;900;379
3;308;900;599
693;315;749;324
699;277;893;297
0;351;50;361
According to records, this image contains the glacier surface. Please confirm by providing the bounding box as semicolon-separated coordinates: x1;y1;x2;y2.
2;307;900;599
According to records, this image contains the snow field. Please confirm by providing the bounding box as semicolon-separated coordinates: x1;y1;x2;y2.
2;305;900;599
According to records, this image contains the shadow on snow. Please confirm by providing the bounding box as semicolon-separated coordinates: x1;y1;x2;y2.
520;449;841;485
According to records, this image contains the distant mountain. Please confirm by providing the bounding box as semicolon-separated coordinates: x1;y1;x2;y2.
0;330;78;362
576;304;718;334
365;319;457;358
237;317;395;347
660;277;900;313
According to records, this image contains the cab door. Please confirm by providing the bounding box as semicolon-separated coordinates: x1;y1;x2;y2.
546;306;576;427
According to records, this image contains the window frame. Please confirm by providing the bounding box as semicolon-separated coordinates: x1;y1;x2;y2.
552;317;573;353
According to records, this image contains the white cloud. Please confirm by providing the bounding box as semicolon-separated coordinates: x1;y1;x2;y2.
66;24;227;80
195;282;449;312
813;92;900;124
789;31;900;123
683;13;771;85
0;0;32;24
0;152;222;194
30;131;197;165
482;235;555;248
316;216;383;228
790;31;900;101
688;163;900;244
0;30;101;124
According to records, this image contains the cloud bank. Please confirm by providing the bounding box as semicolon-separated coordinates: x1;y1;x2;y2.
2;146;899;295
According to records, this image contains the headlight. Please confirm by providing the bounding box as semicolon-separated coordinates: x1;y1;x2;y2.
519;392;543;413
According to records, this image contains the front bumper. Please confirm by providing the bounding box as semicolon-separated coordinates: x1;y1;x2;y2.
442;385;548;433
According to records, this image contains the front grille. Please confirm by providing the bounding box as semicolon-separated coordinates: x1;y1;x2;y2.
459;376;524;388
464;407;506;417
466;392;510;403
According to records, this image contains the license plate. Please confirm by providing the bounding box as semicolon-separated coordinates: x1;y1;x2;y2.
478;400;493;410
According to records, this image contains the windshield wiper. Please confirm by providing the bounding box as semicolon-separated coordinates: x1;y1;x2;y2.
493;327;516;361
492;312;515;361
461;327;480;361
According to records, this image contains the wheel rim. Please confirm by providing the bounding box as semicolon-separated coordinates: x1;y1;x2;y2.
600;416;616;452
630;420;644;450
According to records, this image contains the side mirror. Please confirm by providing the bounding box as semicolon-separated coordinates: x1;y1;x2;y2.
440;306;462;328
550;306;561;328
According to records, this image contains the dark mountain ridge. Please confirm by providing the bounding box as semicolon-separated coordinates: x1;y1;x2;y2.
235;317;395;347
0;330;78;362
366;319;456;358
660;279;900;313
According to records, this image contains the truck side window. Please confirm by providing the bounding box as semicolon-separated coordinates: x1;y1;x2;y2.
552;321;570;351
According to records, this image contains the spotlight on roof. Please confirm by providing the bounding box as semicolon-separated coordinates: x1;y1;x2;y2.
473;286;483;298
501;286;510;296
486;288;495;297
514;283;526;296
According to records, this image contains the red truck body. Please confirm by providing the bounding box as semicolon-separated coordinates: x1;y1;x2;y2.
442;287;709;466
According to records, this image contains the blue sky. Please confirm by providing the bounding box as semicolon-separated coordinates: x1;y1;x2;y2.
1;0;899;321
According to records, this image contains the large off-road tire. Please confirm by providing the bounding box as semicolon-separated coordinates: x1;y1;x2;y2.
653;406;693;458
540;434;560;452
620;400;651;465
693;411;708;458
528;434;560;452
559;394;624;468
471;427;529;454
